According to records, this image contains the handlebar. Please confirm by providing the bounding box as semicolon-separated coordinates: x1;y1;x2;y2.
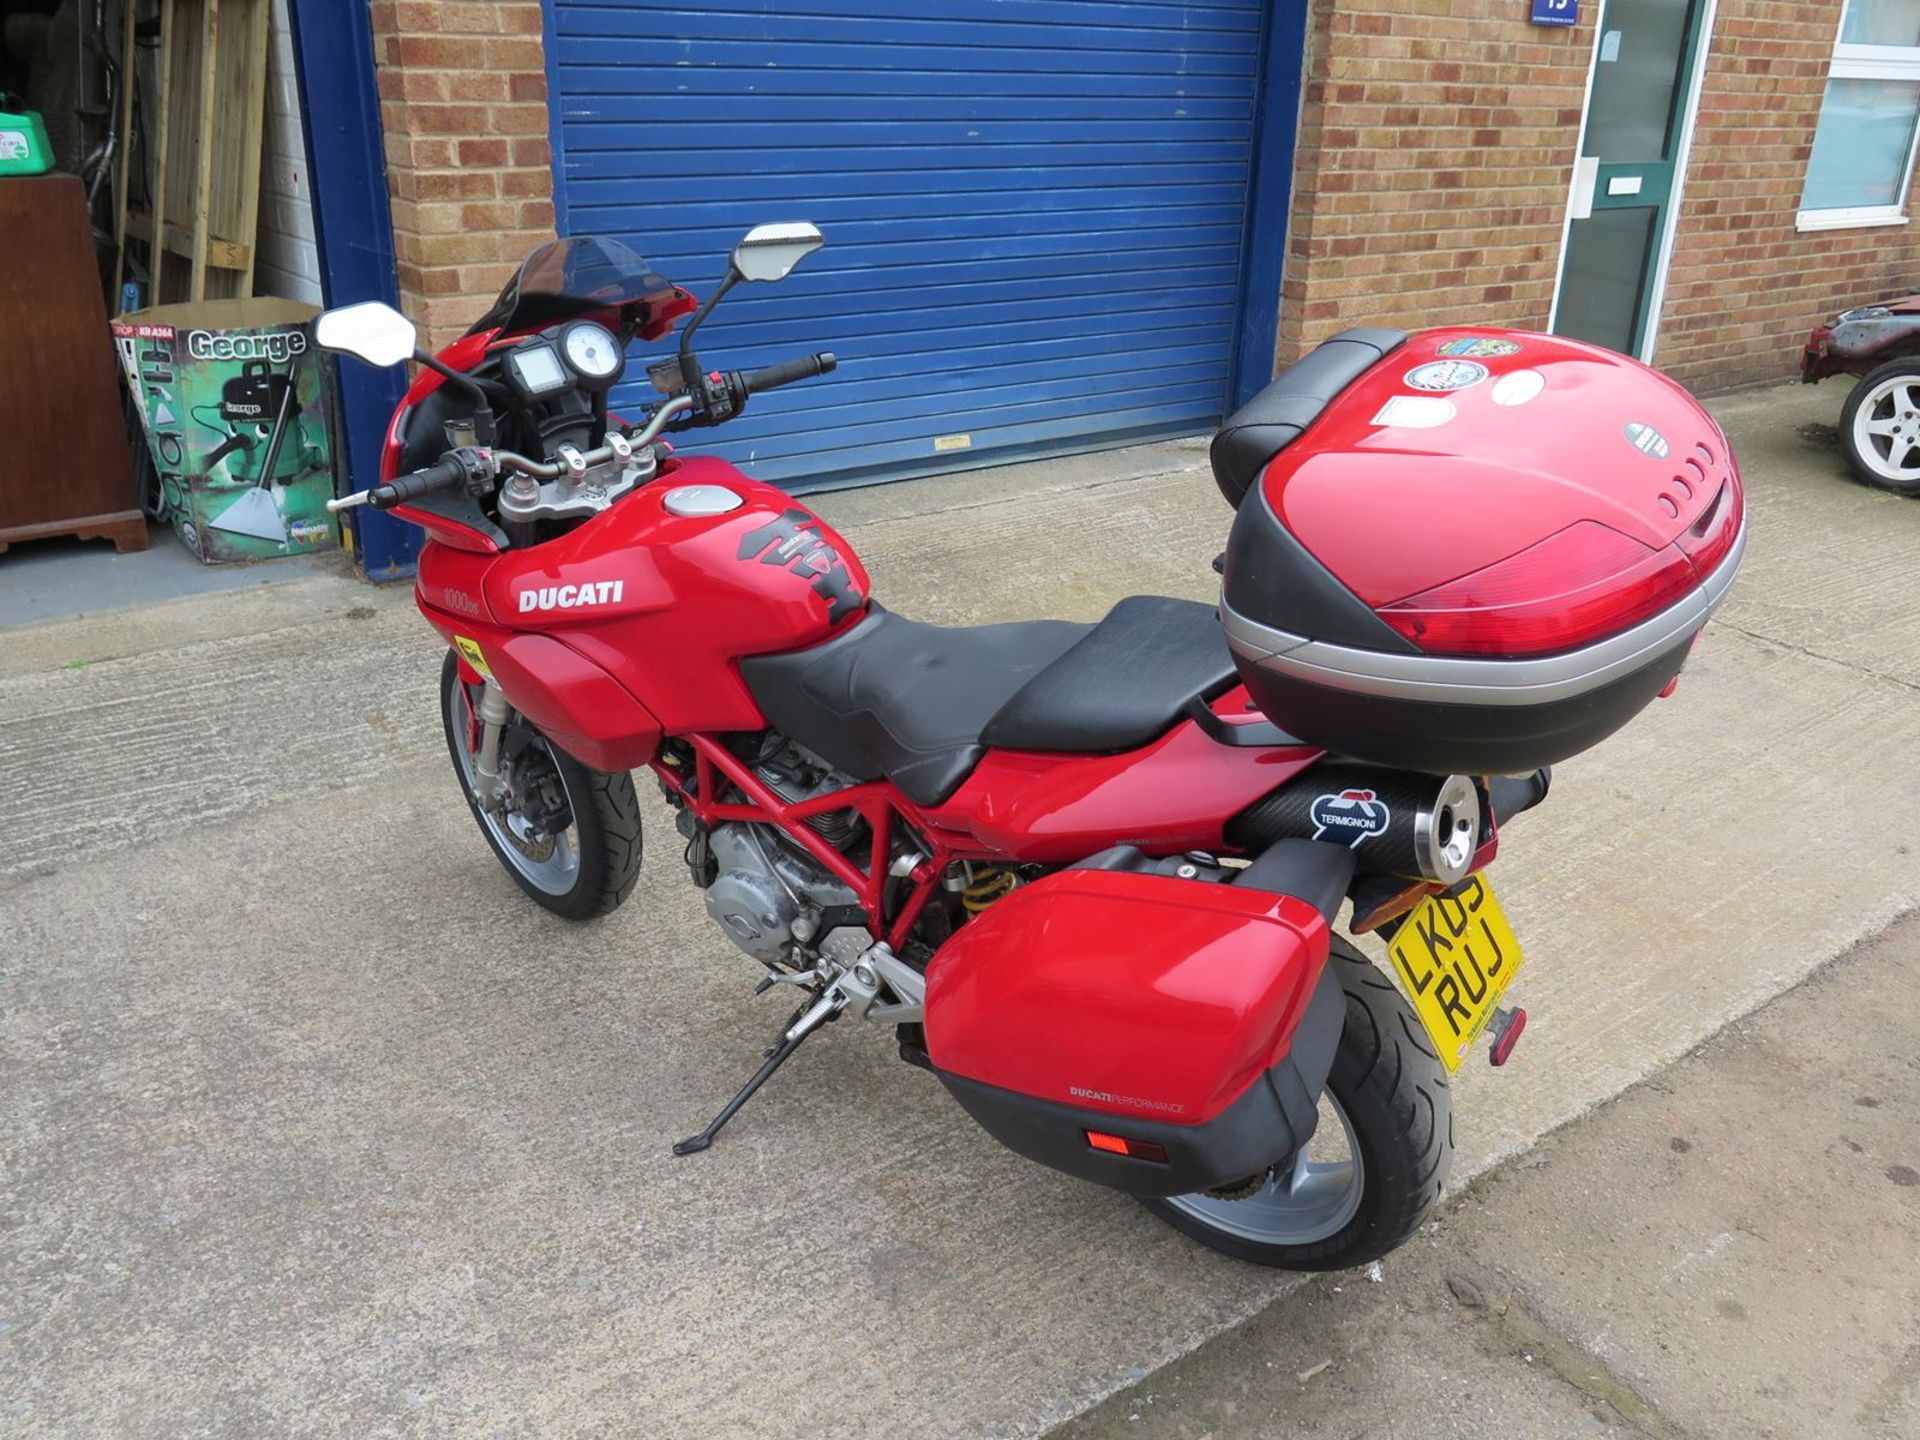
327;346;830;517
327;395;696;513
324;451;473;513
380;453;469;507
741;352;837;396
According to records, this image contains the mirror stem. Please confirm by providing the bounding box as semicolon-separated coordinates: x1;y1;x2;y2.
414;347;491;406
678;269;740;393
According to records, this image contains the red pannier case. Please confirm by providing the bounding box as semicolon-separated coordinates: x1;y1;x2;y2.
923;869;1345;1198
1212;327;1747;774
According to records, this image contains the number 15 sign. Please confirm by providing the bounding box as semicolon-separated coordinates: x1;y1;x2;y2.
1530;0;1578;25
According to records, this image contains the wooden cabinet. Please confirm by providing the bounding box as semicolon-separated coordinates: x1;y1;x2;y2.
0;174;145;554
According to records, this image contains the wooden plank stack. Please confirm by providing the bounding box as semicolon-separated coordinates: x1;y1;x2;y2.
114;0;271;309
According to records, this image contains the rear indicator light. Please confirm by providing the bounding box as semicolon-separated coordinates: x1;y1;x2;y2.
1379;521;1697;657
1085;1130;1169;1163
1351;879;1434;935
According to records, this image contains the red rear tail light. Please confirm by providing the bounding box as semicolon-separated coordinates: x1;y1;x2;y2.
1674;478;1740;579
1379;521;1697;657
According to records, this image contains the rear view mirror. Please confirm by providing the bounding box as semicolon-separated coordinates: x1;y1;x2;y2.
730;222;824;283
314;301;418;368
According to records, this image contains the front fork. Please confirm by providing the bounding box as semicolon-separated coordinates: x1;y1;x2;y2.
470;679;513;814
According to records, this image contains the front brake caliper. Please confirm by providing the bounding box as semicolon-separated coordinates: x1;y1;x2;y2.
502;729;574;836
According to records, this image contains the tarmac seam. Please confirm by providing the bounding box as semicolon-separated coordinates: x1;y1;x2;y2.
1452;1270;1689;1439
1712;619;1920;694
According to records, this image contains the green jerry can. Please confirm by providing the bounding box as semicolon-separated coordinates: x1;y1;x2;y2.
0;100;53;177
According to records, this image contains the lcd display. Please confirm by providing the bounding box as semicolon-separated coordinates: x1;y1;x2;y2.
509;344;568;395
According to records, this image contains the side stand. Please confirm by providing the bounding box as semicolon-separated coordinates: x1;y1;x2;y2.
672;990;842;1156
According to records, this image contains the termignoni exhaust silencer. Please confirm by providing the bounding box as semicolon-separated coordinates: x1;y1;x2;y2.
1229;765;1482;884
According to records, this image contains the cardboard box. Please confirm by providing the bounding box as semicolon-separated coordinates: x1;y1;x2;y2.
112;297;341;563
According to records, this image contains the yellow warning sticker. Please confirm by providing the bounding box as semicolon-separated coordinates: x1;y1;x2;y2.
933;433;973;453
453;635;493;678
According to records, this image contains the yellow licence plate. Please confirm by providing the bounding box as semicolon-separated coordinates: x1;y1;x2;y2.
1387;874;1525;1072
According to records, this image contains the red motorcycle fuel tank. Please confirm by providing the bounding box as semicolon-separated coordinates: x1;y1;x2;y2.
923;869;1345;1198
417;456;871;751
1215;328;1747;774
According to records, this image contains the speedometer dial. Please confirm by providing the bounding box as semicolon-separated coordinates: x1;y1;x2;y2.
561;322;622;385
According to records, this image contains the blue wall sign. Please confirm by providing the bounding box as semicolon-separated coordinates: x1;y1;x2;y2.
1530;0;1578;25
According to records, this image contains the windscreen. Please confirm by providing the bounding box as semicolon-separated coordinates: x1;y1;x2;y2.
468;236;693;338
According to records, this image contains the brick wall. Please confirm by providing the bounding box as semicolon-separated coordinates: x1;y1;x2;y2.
369;0;556;350
1277;0;1596;368
1655;0;1920;390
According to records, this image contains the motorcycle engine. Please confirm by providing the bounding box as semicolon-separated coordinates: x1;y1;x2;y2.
696;740;863;968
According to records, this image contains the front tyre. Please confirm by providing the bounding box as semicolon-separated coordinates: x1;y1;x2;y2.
1142;937;1453;1271
439;650;643;920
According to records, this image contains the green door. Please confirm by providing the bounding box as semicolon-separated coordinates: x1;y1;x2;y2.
1552;0;1711;356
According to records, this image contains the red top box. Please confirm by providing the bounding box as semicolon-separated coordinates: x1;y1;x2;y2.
1215;327;1746;775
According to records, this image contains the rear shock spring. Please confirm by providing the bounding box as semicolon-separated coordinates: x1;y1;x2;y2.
960;868;1020;915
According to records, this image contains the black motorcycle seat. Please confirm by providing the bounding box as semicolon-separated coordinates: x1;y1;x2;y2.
1210;327;1407;508
740;596;1238;807
982;595;1237;754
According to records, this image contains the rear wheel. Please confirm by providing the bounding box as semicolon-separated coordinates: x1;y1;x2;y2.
1142;938;1453;1270
1842;358;1920;494
439;650;643;920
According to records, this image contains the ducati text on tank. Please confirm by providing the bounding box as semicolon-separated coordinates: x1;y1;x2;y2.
519;579;625;613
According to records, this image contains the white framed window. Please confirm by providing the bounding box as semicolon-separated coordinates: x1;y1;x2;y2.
1799;0;1920;230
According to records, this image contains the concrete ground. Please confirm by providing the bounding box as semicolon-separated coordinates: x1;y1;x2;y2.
1055;911;1920;1440
0;520;349;631
2;378;1916;1437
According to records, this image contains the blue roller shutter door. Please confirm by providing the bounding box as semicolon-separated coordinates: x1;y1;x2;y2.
546;0;1273;489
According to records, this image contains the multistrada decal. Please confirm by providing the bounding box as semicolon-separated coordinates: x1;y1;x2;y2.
735;508;866;624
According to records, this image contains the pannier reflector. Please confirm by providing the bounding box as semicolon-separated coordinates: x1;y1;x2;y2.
1085;1131;1169;1163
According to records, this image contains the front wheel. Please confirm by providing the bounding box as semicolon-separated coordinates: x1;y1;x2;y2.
439;650;643;920
1841;358;1920;494
1142;937;1453;1271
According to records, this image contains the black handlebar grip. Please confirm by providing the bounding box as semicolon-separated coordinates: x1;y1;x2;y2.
742;352;838;395
370;453;467;509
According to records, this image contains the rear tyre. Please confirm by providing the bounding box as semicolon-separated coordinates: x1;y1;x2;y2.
1841;358;1920;494
439;650;643;920
1142;937;1453;1271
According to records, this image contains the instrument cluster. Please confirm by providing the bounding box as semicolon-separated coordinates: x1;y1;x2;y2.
503;320;626;401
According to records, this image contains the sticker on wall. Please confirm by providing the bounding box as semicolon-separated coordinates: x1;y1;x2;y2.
1624;421;1671;459
1490;370;1547;407
1371;395;1458;429
933;433;973;453
1403;360;1489;392
1436;336;1521;359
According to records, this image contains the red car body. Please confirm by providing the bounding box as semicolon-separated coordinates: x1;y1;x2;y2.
1801;294;1920;382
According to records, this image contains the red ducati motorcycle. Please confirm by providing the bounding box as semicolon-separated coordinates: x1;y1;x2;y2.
318;224;1746;1270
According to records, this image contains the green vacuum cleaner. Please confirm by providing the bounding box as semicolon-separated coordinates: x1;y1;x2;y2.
197;357;322;544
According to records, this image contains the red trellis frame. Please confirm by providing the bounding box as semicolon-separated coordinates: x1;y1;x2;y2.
649;733;957;950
